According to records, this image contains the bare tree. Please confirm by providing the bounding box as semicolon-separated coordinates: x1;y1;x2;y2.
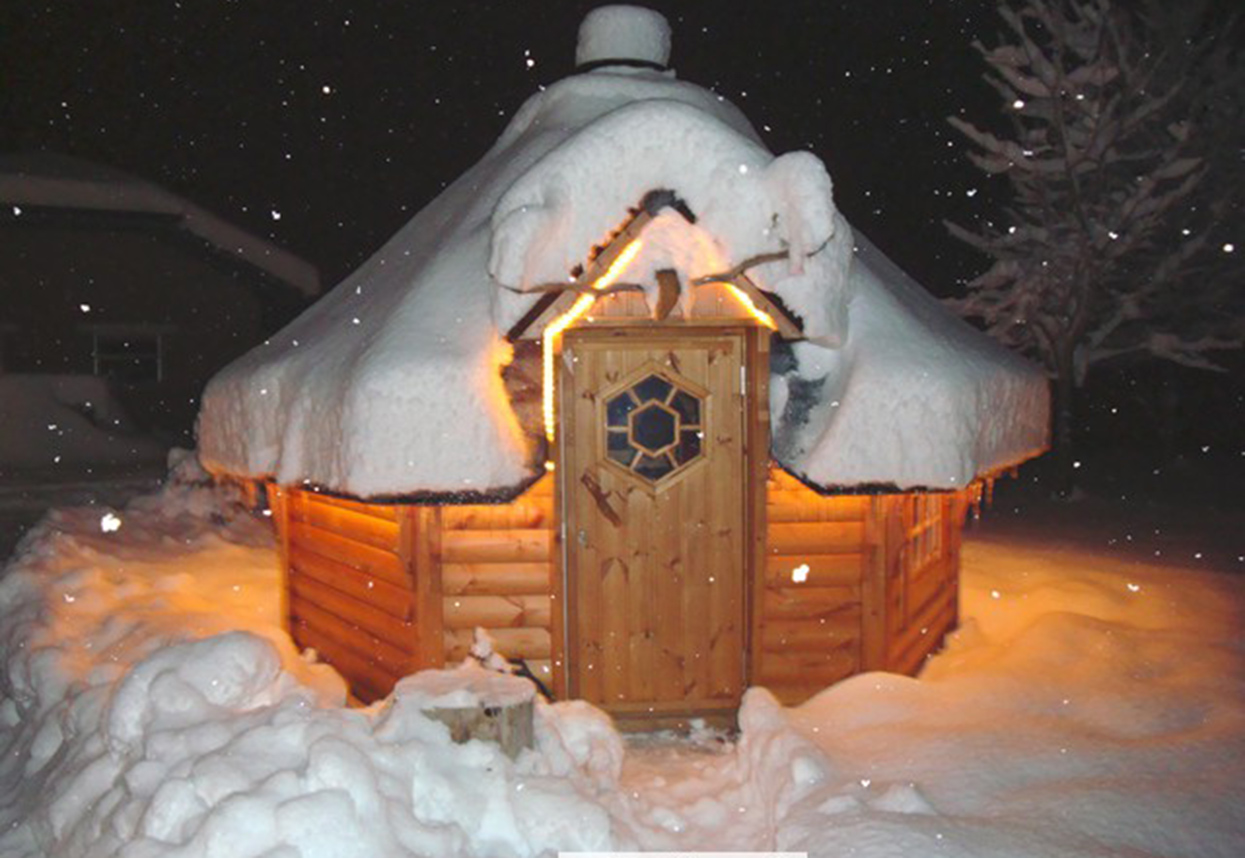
947;0;1244;490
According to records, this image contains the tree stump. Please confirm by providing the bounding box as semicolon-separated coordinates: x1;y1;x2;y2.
400;665;536;759
424;698;535;759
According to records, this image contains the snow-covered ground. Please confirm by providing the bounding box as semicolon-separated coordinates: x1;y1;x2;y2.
1;461;1242;857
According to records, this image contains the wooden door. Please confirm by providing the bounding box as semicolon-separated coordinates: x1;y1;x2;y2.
560;327;750;720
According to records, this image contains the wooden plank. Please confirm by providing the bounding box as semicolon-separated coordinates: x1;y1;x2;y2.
288;520;408;588
443;627;552;662
764;553;864;588
767;521;867;555
760;619;860;653
301;491;398;521
441;562;552;596
410;507;445;670
753;648;858;686
906;557;955;624
603;697;741;715
548;468;568;700
288;573;417;653
266;484;293;635
291;498;401;551
889;592;957;675
745;330;771;695
439;529;553;564
440;498;554;530
859;496;889;671
762;586;860;621
883;494;909;641
766;494;869;523
289;541;416;621
288;590;416;673
292;621;401;703
442;594;552;630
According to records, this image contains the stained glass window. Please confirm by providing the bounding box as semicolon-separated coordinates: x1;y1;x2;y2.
603;373;704;482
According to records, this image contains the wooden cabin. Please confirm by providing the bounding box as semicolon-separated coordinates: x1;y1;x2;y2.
200;7;1046;729
266;472;969;724
256;197;979;728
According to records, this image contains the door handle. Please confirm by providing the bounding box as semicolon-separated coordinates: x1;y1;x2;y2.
580;471;623;527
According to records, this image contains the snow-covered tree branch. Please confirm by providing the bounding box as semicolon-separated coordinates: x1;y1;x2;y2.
947;0;1244;486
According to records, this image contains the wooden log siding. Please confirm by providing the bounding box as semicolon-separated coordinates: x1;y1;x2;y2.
279;478;557;704
755;472;971;705
437;477;556;688
284;490;418;701
880;491;968;675
755;470;870;704
276;472;966;710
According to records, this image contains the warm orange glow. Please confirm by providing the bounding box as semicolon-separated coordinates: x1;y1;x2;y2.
720;281;779;330
595;238;645;292
542;240;645;443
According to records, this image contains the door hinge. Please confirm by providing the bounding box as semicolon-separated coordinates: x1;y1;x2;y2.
740;364;747;395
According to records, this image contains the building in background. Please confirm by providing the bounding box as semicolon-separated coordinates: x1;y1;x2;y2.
0;152;318;443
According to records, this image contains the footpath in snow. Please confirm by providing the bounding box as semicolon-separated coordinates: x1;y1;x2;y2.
0;461;1242;857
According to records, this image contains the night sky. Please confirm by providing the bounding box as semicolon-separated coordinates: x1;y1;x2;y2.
2;1;1007;294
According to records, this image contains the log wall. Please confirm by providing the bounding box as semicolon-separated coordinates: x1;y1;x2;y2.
753;469;871;704
278;477;558;704
437;476;557;688
753;471;970;705
876;491;967;675
274;472;967;712
278;488;418;702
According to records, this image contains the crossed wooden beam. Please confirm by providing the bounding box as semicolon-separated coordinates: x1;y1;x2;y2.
504;190;803;340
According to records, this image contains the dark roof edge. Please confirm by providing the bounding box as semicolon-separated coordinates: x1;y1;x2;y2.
221;442;1048;507
226;466;549;507
576;58;668;73
775;443;1050;497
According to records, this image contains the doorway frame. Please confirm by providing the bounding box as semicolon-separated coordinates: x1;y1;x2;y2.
552;322;771;726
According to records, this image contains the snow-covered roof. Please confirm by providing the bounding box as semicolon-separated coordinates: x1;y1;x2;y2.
196;9;1047;498
0;152;320;297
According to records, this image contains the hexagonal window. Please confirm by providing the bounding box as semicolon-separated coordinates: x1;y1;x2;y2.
604;372;704;483
631;402;677;454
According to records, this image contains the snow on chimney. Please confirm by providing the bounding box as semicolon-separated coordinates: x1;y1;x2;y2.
575;5;672;71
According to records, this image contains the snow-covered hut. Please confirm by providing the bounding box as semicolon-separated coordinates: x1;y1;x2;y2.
197;6;1048;728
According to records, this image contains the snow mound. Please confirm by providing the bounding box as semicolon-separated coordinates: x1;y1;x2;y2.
2;477;1245;855
392;663;536;710
576;5;671;68
0;374;166;471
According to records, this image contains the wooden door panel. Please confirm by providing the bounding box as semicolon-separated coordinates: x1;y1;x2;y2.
561;329;747;714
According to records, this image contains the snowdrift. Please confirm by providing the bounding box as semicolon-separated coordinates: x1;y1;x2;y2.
1;467;1242;856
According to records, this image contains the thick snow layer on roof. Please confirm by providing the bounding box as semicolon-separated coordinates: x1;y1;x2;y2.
198;62;1044;497
0;153;319;296
773;235;1049;489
